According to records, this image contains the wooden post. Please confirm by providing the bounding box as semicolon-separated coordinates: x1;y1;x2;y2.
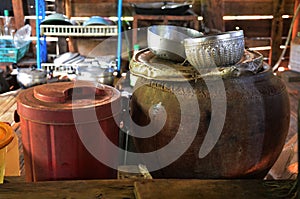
269;0;285;67
55;0;66;14
56;0;69;54
292;0;300;40
200;0;225;32
12;0;25;30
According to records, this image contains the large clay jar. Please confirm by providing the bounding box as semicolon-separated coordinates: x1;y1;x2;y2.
129;49;290;179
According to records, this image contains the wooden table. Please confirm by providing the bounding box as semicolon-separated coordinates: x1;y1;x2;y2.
0;177;297;199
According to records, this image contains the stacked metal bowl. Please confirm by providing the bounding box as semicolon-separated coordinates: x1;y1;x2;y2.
184;30;245;70
147;25;245;69
147;25;203;62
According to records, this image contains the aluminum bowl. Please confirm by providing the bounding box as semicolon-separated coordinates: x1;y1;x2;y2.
184;30;245;69
147;25;203;62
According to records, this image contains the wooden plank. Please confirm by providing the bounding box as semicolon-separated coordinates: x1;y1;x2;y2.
0;178;296;199
225;18;292;37
0;96;16;117
292;0;300;39
244;38;288;48
0;179;135;199
245;38;271;48
0;90;20;124
66;0;118;17
58;0;298;17
65;0;295;16
55;0;66;14
200;0;225;32
134;179;297;199
269;0;286;67
12;0;25;30
224;0;294;15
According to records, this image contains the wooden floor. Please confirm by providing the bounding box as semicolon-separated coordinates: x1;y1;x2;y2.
0;71;298;180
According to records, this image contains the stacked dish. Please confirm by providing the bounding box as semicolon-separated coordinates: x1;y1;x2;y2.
41;13;72;25
83;16;115;26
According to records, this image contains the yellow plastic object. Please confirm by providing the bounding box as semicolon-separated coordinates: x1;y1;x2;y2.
0;122;14;183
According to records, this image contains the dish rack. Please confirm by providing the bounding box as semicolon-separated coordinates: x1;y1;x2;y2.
40;25;118;37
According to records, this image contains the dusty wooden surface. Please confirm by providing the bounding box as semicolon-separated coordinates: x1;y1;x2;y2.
134;179;297;199
0;89;19;124
0;177;296;199
0;178;136;199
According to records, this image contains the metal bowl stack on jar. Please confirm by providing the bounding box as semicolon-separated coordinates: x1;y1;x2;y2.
184;30;245;69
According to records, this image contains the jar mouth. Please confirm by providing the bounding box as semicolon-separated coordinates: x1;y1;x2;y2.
130;48;265;81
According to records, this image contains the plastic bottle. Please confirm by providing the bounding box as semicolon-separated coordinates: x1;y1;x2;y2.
289;32;300;73
3;10;11;36
133;44;140;56
14;24;32;48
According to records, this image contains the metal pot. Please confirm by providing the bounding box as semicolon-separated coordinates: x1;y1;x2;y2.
76;66;115;85
130;2;192;15
17;68;47;88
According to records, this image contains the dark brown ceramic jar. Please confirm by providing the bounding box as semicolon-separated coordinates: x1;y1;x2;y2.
129;49;290;179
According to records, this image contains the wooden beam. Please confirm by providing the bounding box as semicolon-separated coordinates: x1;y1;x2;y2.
12;0;25;30
200;0;225;32
269;0;285;67
55;0;68;54
292;0;300;39
55;0;66;14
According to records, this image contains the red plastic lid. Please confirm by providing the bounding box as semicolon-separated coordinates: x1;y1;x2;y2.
33;81;113;104
16;81;121;124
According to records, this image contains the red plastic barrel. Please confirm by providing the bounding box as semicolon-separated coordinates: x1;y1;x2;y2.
16;81;121;182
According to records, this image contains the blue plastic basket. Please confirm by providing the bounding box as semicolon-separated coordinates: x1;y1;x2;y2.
0;40;31;63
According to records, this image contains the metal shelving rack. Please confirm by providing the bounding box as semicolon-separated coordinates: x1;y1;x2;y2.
35;0;47;69
35;0;122;72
